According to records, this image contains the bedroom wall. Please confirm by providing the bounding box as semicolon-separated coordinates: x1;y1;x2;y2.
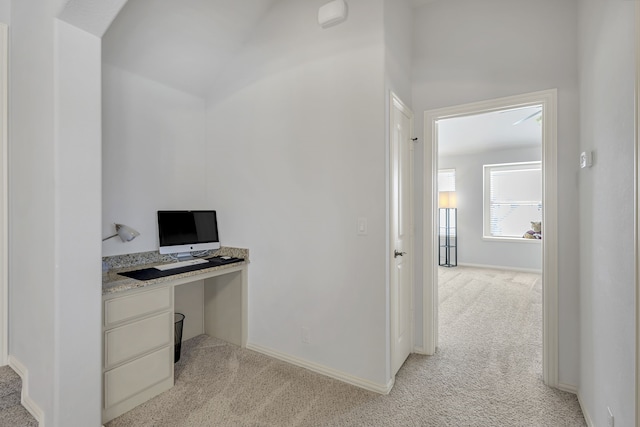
203;0;390;387
101;64;208;257
577;0;636;425
439;146;542;271
411;0;581;387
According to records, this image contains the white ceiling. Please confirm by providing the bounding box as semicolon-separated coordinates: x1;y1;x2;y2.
437;106;542;156
102;0;277;96
103;0;442;97
103;0;542;158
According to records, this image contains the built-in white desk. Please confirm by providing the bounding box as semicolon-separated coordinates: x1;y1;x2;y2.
101;248;248;424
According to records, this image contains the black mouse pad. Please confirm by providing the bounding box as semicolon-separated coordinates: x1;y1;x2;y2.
117;257;244;281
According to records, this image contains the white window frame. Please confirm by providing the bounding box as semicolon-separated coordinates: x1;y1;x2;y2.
483;161;542;242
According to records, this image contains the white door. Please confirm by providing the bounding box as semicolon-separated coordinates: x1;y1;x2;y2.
390;93;413;376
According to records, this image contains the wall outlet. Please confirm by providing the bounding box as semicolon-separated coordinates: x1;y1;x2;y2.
580;151;593;168
301;327;310;344
607;406;614;427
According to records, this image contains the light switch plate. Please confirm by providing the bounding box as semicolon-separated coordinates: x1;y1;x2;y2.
357;217;367;236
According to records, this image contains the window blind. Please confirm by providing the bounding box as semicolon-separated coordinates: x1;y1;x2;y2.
484;162;541;238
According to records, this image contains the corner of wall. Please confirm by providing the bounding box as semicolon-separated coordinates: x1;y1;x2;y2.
8;355;44;426
577;391;595;427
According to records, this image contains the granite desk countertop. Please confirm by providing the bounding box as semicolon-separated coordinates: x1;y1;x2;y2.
102;247;249;296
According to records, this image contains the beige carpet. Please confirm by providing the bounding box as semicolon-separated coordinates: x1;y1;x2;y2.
107;266;586;426
0;365;37;427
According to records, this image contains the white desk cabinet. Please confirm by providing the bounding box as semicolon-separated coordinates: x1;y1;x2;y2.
102;285;174;424
101;259;248;424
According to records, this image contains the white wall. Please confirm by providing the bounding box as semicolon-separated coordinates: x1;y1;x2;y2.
9;0;59;419
204;0;390;387
9;0;109;425
440;146;542;271
174;280;204;341
384;0;413;106
102;64;207;256
0;0;9;23
411;0;581;386
578;0;636;425
54;20;103;425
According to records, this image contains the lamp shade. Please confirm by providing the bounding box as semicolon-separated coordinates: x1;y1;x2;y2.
103;223;140;242
439;191;457;209
115;223;140;242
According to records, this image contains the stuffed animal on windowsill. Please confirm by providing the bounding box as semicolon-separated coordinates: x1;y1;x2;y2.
523;221;542;239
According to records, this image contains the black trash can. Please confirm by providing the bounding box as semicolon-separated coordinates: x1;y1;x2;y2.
174;313;185;363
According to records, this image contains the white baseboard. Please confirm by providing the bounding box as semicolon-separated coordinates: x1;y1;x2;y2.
577;391;594;427
246;343;394;394
8;355;44;426
412;346;427;355
457;262;542;274
557;382;578;394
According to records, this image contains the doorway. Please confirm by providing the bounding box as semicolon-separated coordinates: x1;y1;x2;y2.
422;89;559;387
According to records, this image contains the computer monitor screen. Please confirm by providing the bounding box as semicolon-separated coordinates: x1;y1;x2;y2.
157;210;220;258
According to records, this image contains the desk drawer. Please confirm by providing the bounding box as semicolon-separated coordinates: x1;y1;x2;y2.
104;286;172;327
104;311;173;369
104;345;172;408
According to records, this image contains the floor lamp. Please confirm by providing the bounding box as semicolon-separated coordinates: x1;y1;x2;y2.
439;191;457;267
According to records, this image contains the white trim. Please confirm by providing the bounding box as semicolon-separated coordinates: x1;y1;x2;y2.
557;382;578;394
389;91;415;379
481;236;542;244
412;345;427;355
456;263;542;274
0;22;8;367
635;2;640;426
246;343;394;395
577;392;595;427
8;355;45;426
423;89;559;389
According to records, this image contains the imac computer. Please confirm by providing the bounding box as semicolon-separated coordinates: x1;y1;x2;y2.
157;210;220;260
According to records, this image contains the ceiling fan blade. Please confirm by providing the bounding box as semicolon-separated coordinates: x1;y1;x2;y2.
512;110;542;125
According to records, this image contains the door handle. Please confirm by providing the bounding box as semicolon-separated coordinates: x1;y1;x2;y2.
394;250;406;258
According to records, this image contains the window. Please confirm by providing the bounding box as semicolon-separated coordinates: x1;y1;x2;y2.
438;168;455;192
483;162;541;239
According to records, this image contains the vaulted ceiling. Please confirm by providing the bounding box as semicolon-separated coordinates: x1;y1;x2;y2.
102;0;277;96
102;0;442;97
103;0;542;154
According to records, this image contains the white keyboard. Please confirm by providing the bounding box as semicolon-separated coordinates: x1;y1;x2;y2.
154;258;208;271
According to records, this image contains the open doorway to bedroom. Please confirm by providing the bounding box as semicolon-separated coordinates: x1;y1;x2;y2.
436;104;543;384
437;105;543;271
423;89;559;388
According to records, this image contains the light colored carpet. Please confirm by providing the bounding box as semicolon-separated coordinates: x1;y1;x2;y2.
0;365;37;427
107;266;586;426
